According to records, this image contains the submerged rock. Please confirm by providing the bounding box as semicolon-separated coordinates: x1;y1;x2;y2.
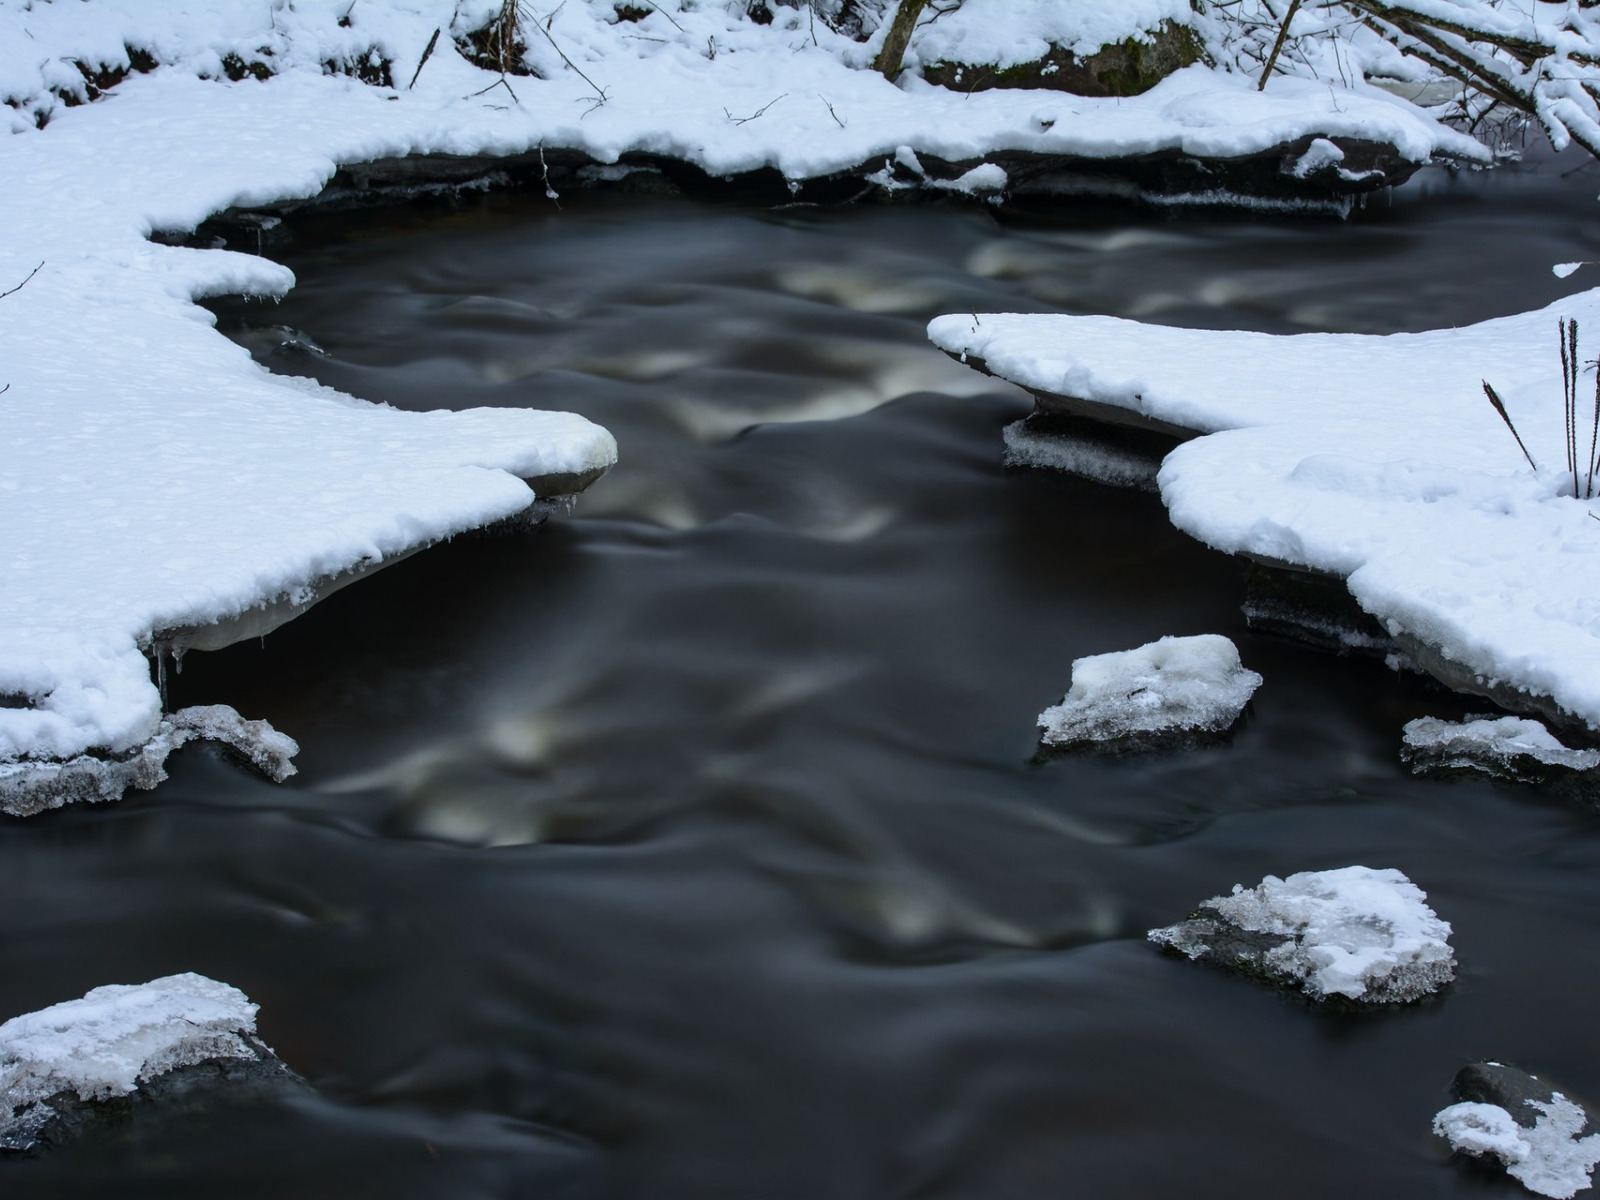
1037;633;1261;754
1148;865;1455;1005
1435;1063;1600;1198
1;973;293;1154
1403;715;1600;786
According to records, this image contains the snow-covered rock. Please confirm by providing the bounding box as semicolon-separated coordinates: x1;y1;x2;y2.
0;973;274;1152
1038;633;1261;751
1149;865;1456;1004
928;291;1600;735
1403;715;1600;784
1435;1063;1600;1199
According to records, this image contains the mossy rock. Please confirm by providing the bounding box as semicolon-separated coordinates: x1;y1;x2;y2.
924;20;1204;98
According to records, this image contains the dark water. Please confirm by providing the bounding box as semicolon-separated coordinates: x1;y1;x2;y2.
9;150;1600;1198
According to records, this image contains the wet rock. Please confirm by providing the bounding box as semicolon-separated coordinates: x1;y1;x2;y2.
923;21;1204;98
1149;866;1456;1005
1435;1063;1600;1198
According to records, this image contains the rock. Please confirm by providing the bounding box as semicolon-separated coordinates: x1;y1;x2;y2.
1;973;298;1155
1435;1063;1600;1198
1037;633;1261;755
923;21;1204;98
1149;865;1456;1005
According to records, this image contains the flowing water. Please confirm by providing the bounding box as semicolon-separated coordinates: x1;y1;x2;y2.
9;149;1600;1198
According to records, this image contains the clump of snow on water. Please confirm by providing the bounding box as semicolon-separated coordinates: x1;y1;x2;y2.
1039;633;1261;749
927;289;1600;732
1;973;264;1149
0;706;298;819
1149;865;1456;1004
1554;262;1588;279
1001;419;1161;491
1436;1098;1600;1199
1403;714;1600;781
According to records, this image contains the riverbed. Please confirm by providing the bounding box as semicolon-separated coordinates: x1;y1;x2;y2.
7;148;1600;1198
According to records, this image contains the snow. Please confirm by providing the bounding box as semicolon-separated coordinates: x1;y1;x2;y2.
928;291;1600;731
0;0;1486;792
1038;633;1261;749
1;973;263;1146
1149;865;1457;1003
1436;1097;1600;1199
908;0;1196;69
1403;714;1600;778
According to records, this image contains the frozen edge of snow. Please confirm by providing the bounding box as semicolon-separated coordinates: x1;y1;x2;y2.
0;706;299;818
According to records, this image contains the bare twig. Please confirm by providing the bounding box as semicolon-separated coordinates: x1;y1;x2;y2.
0;262;42;302
409;27;440;89
530;2;609;107
819;93;844;128
725;93;787;124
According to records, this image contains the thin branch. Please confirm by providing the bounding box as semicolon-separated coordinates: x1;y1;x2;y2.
408;27;440;89
1258;0;1305;90
0;262;42;302
725;93;787;124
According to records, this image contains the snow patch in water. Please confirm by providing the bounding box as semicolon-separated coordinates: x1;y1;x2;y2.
1150;865;1456;1003
1436;1097;1600;1199
1038;633;1260;749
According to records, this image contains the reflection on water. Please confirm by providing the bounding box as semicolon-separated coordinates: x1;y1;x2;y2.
7;149;1600;1198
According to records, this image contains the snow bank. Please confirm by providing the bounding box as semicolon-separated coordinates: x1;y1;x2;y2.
929;291;1600;731
1;973;264;1148
1039;634;1261;750
1437;1097;1600;1199
1149;865;1456;1003
1403;715;1600;782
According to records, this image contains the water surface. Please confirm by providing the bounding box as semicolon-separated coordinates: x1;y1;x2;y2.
8;150;1600;1198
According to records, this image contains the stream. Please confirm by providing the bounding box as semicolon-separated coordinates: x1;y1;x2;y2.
8;147;1600;1198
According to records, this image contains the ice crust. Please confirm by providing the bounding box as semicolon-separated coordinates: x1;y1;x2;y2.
1038;634;1261;749
1403;715;1600;779
929;292;1600;732
1001;419;1161;491
0;973;262;1147
1149;865;1456;1003
1436;1098;1600;1199
0;705;299;818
